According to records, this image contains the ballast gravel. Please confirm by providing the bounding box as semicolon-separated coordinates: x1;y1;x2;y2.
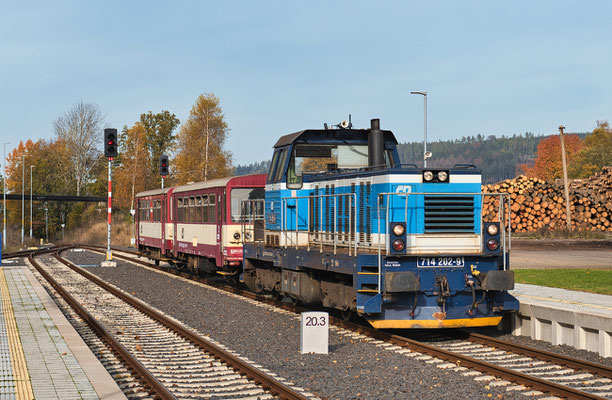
62;250;550;399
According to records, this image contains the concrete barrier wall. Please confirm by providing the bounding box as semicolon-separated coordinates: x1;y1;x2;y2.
512;300;612;358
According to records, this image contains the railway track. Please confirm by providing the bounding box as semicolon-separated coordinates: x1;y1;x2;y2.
21;248;312;400
80;244;612;400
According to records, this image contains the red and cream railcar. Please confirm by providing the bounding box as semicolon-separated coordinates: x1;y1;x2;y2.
136;187;171;261
136;174;266;274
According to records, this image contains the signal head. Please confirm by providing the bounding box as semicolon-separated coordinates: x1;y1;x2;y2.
104;128;118;158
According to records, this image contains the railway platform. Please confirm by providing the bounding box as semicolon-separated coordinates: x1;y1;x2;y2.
511;283;612;358
0;258;124;400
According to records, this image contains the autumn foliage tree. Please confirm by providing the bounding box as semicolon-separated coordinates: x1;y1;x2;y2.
4;139;74;241
140;110;180;184
521;134;583;181
114;122;153;209
569;121;612;178
175;93;233;184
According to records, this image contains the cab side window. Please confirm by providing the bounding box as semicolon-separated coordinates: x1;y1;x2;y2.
267;150;280;183
274;148;288;182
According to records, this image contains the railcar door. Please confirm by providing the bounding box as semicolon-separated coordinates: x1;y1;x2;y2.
216;190;223;267
161;197;166;255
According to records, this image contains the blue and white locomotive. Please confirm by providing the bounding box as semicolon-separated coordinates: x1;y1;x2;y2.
241;119;518;329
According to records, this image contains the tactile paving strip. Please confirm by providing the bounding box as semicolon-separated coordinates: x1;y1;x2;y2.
0;268;34;400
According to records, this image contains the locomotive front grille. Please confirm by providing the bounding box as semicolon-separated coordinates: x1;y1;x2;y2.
424;195;475;233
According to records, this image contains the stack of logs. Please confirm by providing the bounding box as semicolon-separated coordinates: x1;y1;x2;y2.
482;167;612;232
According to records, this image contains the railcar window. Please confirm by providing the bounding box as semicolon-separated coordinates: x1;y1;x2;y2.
155;200;161;221
209;194;216;223
195;196;202;223
231;188;265;222
178;198;183;223
186;197;192;223
202;195;207;223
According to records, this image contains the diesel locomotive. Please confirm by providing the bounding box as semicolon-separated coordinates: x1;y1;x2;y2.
240;119;518;328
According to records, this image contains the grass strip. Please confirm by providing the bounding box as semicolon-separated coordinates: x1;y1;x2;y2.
514;268;612;295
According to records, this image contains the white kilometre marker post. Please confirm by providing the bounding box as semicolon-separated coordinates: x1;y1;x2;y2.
300;311;329;354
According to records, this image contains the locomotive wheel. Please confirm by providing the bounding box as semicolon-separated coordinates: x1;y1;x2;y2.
341;309;354;322
243;270;259;292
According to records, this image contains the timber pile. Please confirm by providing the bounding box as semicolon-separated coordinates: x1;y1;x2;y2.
568;166;612;202
482;167;612;232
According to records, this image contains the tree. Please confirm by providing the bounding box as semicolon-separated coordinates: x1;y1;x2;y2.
4;139;74;241
569;121;612;178
140;110;180;181
53;100;106;195
175;93;233;184
520;134;583;181
114;122;153;209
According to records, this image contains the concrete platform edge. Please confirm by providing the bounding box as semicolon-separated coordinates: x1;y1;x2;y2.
23;262;126;400
511;283;612;358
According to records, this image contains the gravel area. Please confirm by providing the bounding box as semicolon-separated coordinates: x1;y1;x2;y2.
476;327;612;367
61;250;562;399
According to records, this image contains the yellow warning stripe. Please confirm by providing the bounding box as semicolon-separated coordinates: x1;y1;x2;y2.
368;316;503;329
0;269;34;400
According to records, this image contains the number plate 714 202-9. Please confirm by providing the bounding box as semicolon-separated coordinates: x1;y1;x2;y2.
417;257;465;267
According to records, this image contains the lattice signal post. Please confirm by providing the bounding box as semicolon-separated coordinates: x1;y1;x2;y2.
103;128;118;267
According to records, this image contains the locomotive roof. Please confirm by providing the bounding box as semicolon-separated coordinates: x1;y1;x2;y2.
273;128;398;148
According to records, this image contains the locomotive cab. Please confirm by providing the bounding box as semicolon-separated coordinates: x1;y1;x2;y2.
242;119;518;329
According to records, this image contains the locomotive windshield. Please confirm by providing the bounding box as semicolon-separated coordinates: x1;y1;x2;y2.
231;187;265;222
287;144;394;188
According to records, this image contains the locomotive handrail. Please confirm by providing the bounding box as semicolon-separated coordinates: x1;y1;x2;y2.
240;199;265;244
280;193;358;255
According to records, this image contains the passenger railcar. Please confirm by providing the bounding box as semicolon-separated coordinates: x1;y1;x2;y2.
241;119;519;328
136;174;266;275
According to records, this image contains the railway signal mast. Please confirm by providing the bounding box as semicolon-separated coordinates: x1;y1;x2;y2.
102;128;118;267
159;154;169;188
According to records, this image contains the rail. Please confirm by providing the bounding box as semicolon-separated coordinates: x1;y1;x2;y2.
61;245;310;400
78;244;611;400
28;249;176;399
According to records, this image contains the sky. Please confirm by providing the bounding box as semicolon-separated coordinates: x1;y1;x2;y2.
1;1;611;165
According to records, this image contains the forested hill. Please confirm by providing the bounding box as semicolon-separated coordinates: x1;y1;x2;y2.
233;133;586;184
398;133;545;183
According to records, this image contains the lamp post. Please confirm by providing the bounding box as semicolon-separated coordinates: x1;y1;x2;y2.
2;141;9;248
44;205;48;243
21;154;24;246
410;91;428;167
30;165;34;240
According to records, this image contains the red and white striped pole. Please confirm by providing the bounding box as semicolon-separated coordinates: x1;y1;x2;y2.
107;158;113;261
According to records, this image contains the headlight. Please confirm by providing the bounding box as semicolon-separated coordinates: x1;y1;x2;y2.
486;238;500;251
392;223;405;236
487;224;499;236
423;171;434;181
233;232;241;240
437;171;448;181
244;232;251;240
392;239;405;252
